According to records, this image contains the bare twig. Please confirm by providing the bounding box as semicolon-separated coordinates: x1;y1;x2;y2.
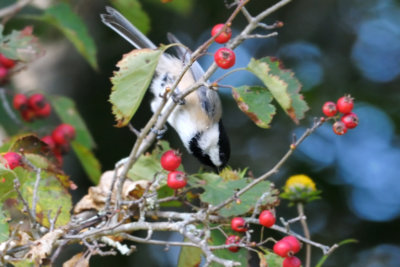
13;179;35;224
209;117;325;214
48;207;62;232
31;168;42;228
298;203;311;267
244;32;278;39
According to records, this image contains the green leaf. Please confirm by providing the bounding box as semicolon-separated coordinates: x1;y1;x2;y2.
110;48;163;127
196;173;278;217
146;0;195;15
232;85;276;128
71;142;102;184
0;25;43;61
36;3;98;69
0;205;9;243
18;168;72;228
177;238;202;267
209;227;248;267
257;250;283;267
50;95;95;149
247;57;309;124
111;0;150;34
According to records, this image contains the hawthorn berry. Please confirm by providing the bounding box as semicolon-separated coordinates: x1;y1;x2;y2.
167;171;187;189
41;135;56;150
20;109;36;122
0;54;16;69
0;66;8;80
211;23;232;44
28;94;48;112
3;152;23;169
282;236;301;254
273;240;292;257
259;210;276;228
160;150;182;171
341;112;358;129
231;217;247;232
332;121;347;135
322;101;337;117
52;124;76;145
337;95;354;114
13;94;28;111
34;102;51;118
225;235;240;252
214;47;235;69
283;256;301;267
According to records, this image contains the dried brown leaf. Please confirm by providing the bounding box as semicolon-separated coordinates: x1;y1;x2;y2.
74;170;150;214
63;252;89;267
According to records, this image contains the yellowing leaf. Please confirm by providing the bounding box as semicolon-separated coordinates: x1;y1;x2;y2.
232;86;276;128
110;48;163;127
247;57;308;124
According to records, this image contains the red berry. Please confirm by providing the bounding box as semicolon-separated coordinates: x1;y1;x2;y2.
20;109;36;122
332;121;347;135
214;47;235;69
225;235;240;252
28;94;48;112
211;23;232;44
0;54;16;69
0;66;8;79
160;150;182;171
283;256;301;267
167;171;187;189
13;94;28;111
3;152;23;169
52;124;76;145
41;135;56;150
341;112;358;129
34;102;51;118
322;101;337;117
259;210;276;228
231;217;247;232
282;236;301;254
336;95;354;114
273;240;292;257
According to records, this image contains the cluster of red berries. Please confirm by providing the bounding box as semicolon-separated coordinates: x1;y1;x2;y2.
0;53;16;83
41;123;76;164
160;150;187;189
273;236;302;267
13;93;52;122
322;95;359;135
1;151;23;170
225;210;277;253
211;24;236;69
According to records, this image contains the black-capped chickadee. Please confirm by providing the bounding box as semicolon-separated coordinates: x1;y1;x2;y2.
101;7;230;170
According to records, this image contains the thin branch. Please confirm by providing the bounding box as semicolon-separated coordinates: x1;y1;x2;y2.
209;117;325;213
13;179;35;224
31;168;41;228
298;203;311;267
244;32;278;39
